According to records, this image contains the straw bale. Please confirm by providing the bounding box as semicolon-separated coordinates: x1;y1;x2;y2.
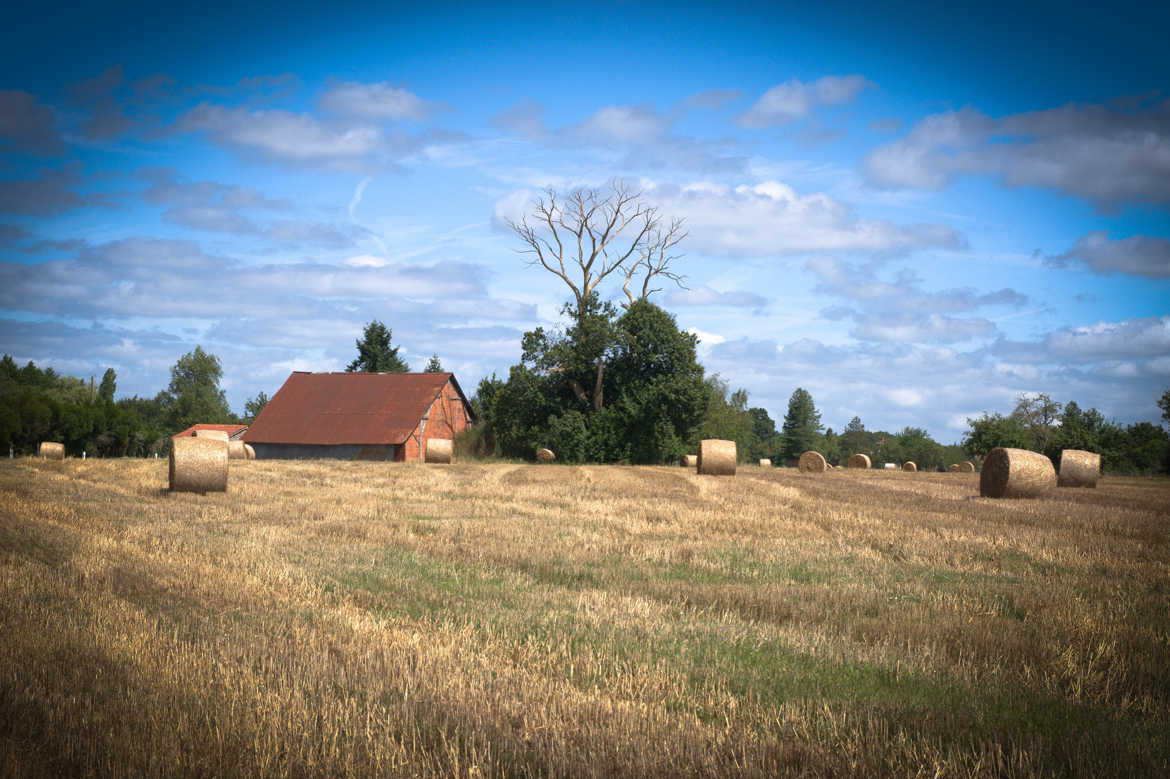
959;461;975;473
226;440;247;460
979;447;1055;499
758;458;772;468
846;453;871;469
39;442;65;460
425;438;454;464
948;464;961;472
883;463;897;470
1058;449;1099;488
902;461;917;472
244;444;256;460
680;454;698;467
698;439;736;476
194;429;230;442
798;450;827;473
536;448;556;463
170;436;228;493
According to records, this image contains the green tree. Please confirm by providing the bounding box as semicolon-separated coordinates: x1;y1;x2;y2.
1120;422;1169;474
603;300;709;463
820;427;842;466
695;379;756;462
897;426;944;470
748;407;780;461
840;416;870;462
507;183;687;412
1011;393;1062;455
244;391;269;422
491;299;709;463
1053;402;1105;457
98;368;117;404
424;354;444;373
1158;388;1170;428
962;413;1034;458
160;346;233;432
779;388;823;465
346;320;409;373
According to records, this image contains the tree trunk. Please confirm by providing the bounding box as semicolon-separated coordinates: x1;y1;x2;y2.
592;359;604;412
568;378;589;405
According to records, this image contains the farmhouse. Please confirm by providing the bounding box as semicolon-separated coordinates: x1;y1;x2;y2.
242;371;474;461
172;423;249;440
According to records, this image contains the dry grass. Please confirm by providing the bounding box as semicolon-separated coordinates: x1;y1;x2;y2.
2;459;1168;777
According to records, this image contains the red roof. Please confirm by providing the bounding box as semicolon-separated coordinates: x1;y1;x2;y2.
172;423;249;440
242;372;471;446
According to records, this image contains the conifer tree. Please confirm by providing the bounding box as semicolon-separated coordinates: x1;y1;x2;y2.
779;387;823;465
346;321;409;373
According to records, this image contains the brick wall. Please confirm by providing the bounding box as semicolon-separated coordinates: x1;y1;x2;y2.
404;380;472;461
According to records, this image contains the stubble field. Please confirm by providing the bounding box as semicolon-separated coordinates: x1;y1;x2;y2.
1;458;1168;777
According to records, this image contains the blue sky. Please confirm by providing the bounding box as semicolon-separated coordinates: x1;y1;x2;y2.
2;0;1168;441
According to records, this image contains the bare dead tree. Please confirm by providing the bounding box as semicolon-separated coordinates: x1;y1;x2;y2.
507;180;687;315
621;217;687;306
506;180;687;412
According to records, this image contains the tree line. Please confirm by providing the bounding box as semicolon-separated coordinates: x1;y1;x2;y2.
963;393;1170;475
0;348;250;457
0;322;448;457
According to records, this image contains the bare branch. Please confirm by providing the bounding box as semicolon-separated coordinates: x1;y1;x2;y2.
509;180;685;312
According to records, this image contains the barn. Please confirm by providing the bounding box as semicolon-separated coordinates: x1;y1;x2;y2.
242;371;474;461
172;423;249;440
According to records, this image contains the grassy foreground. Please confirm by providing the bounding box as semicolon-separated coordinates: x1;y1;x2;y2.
1;458;1168;777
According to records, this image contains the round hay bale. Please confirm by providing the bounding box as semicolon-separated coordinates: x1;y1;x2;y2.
758;458;772;468
959;461;975;473
169;436;228;493
948;463;961;472
226;440;247;460
902;461;917;472
680;454;698;467
979;447;1055;499
697;439;736;476
536;448;556;463
798;451;827;473
244;444;256;460
1058;449;1100;488
39;442;65;460
846;453;871;469
425;438;453;464
194;429;230;442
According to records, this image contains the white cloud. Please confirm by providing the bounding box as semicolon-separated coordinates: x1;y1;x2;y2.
180;103;382;166
647;180;964;256
344;253;388;268
865;98;1170;210
1046;316;1170;361
1047;231;1170;278
808;258;1025;344
738;75;868;128
491;188;534;229
666;285;767;309
489;102;746;174
319;82;435;120
0;238;504;321
885;388;924;407
574;105;671;144
684;327;726;348
348;176;372;220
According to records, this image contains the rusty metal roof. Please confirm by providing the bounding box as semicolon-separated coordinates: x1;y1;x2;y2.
242;372;469;446
172;423;249;440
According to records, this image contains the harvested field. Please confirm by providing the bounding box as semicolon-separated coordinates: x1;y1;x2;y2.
2;458;1168;777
